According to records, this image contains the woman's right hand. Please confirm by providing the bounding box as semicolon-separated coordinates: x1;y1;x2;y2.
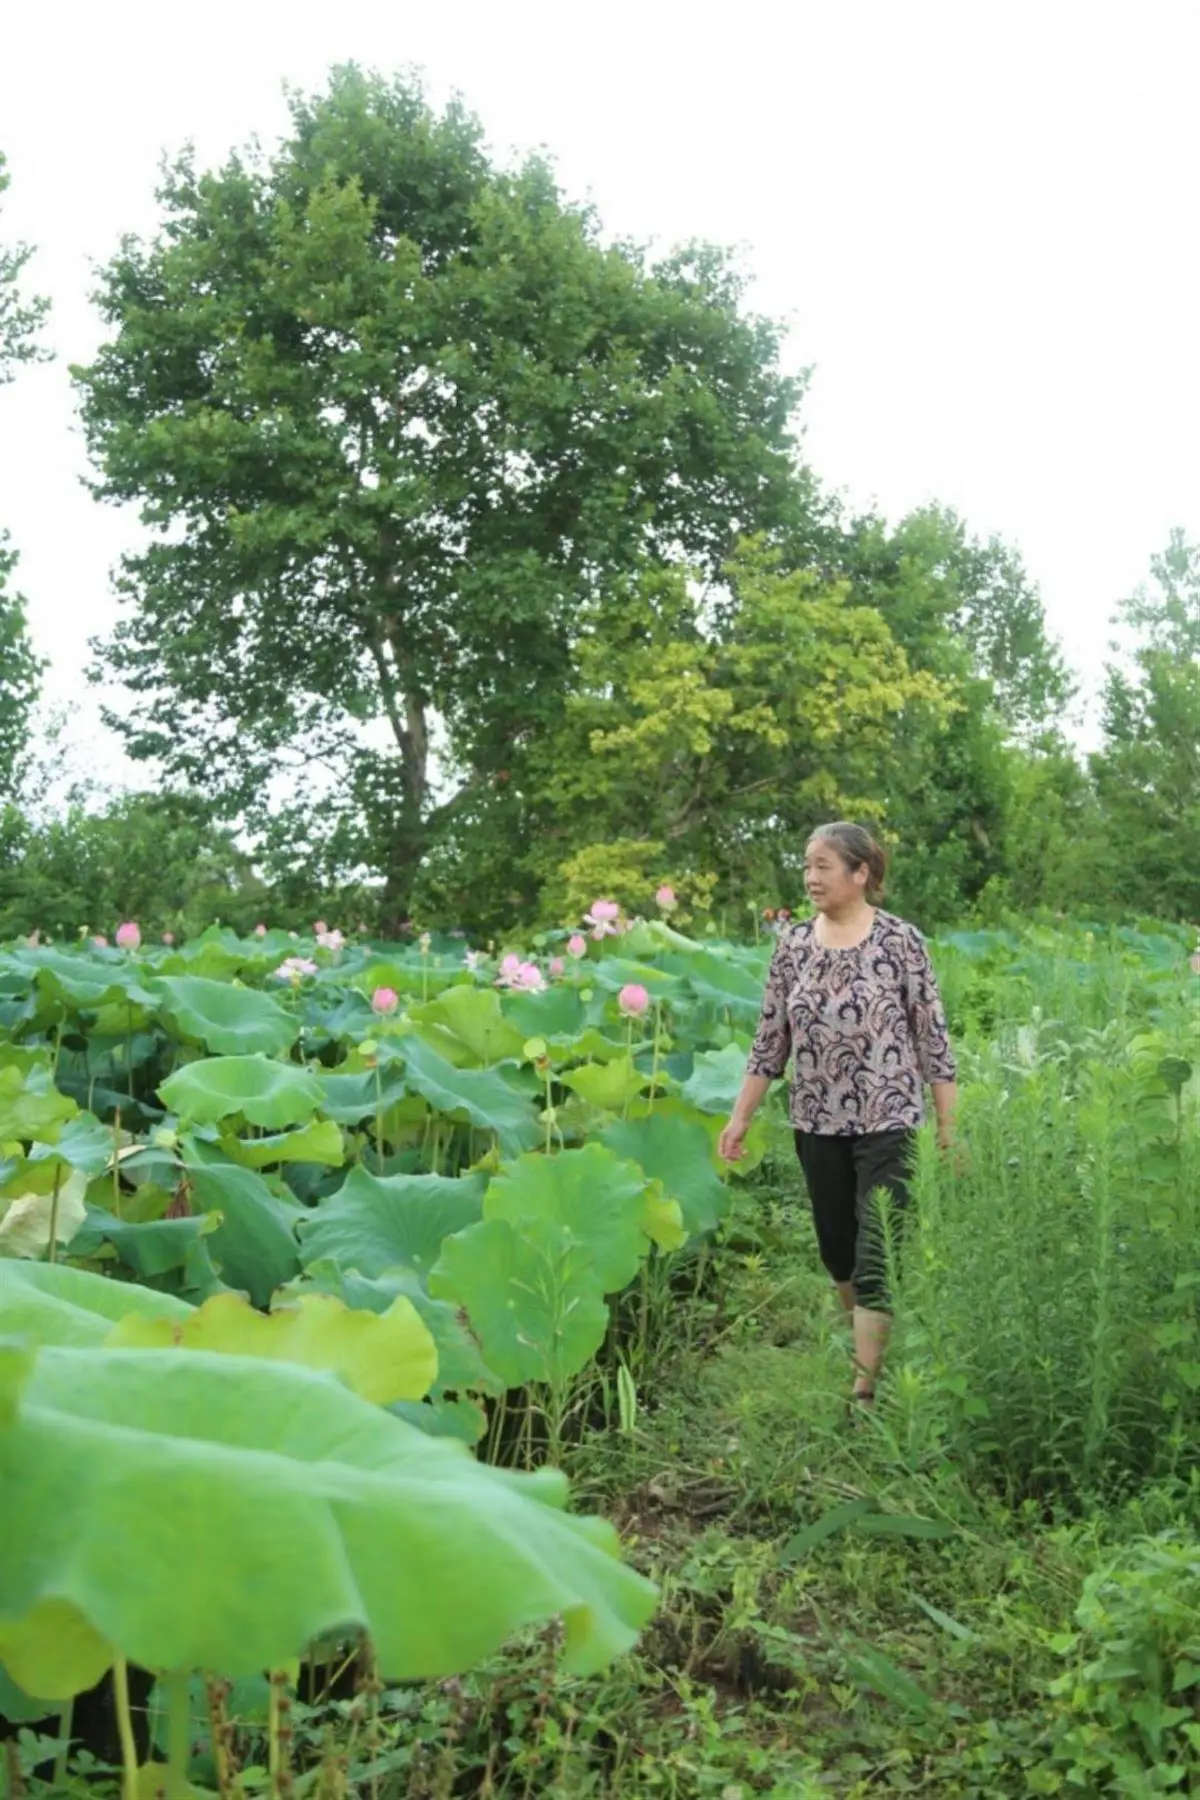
718;1117;748;1162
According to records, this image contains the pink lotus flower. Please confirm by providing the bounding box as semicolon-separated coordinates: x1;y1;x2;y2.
254;924;268;938
115;921;141;952
549;957;565;978
316;928;345;953
313;920;328;937
655;884;677;911
584;898;621;941
162;932;175;946
92;934;109;949
618;982;651;1018
273;956;318;982
463;949;483;971
567;933;588;959
496;955;546;993
371;986;400;1015
25;931;39;948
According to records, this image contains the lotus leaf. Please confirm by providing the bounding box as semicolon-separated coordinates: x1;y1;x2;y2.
0;1259;191;1346
154;976;298;1057
396;1038;540;1154
182;1146;302;1305
559;1056;651;1113
0;1065;77;1144
409;986;525;1066
484;1145;684;1291
681;1043;752;1115
109;1290;438;1406
218;1118;344;1169
601;1113;730;1237
430;1217;609;1389
160;1056;324;1129
299;1168;486;1278
0;1168;89;1258
0;1343;657;1687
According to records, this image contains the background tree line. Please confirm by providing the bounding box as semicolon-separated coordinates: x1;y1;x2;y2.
0;70;1196;940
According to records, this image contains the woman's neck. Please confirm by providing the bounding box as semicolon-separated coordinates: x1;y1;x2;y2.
815;902;876;946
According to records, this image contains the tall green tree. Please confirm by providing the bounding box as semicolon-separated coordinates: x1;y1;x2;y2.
1089;529;1200;919
839;505;1072;921
75;67;814;925
0;151;47;794
411;545;951;934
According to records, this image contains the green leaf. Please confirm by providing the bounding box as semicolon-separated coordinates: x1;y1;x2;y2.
429;1217;609;1389
154;977;299;1057
160;1056;325;1129
292;1262;502;1399
502;987;586;1042
182;1144;302;1307
0;1344;657;1689
299;1168;487;1279
484;1145;683;1291
680;1044;750;1116
559;1056;650;1114
22;949;158;1014
777;1499;874;1565
854;1513;957;1541
0;1259;192;1347
0;1066;77;1144
600;1113;729;1238
218;1119;344;1170
108;1289;438;1407
409;986;525;1067
397;1038;540;1154
71;1206;221;1284
845;1642;939;1718
317;1066;409;1125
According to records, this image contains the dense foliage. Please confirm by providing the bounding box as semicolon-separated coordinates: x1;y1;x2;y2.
0;916;1195;1794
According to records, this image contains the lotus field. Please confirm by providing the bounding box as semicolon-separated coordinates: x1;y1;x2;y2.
0;913;1198;1795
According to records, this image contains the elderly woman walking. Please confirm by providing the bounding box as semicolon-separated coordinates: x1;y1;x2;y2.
719;823;957;1403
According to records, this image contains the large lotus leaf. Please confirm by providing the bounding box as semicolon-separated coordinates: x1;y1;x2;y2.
484;1145;683;1291
299;1168;486;1279
160;1056;324;1129
628;1094;768;1177
182;1146;301;1306
71;1206;223;1286
502;986;585;1042
559;1056;651;1114
0;1594;112;1700
109;1291;437;1407
430;1217;609;1389
601;1113;730;1238
0;1344;656;1686
293;1262;502;1399
663;949;763;1019
218;1119;344;1170
0;1168;89;1258
160;942;251;983
361;959;459;999
590;958;682;1001
397;1039;540;1154
392;1396;487;1445
23;950;159;1014
317;1066;409;1125
0;1065;77;1144
154;977;298;1057
0;1260;192;1347
0;1658;55;1723
566;1028;637;1065
681;1043;752;1116
409;986;526;1067
24;1113;117;1180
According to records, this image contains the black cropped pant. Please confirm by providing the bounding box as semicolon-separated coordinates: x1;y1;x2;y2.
794;1128;915;1312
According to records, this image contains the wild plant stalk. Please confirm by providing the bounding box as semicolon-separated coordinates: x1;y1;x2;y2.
163;1669;191;1800
45;1163;64;1265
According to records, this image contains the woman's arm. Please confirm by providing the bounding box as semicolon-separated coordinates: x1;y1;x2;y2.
904;930;958;1144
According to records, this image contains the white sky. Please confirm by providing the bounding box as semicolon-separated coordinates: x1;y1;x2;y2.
2;0;1198;784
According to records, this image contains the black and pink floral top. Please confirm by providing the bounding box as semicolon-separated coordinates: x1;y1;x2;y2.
746;911;957;1136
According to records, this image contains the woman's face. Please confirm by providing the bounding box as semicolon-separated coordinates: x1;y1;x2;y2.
804;838;868;914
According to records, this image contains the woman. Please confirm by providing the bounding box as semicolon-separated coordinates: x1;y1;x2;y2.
718;822;957;1403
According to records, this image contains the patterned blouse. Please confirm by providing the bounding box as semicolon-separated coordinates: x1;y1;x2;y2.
746;911;957;1136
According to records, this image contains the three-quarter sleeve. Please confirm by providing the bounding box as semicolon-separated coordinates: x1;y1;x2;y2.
902;930;957;1085
745;932;793;1081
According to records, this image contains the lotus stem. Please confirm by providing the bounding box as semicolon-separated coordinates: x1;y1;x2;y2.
53;1698;74;1787
113;1108;123;1219
204;1676;238;1800
113;1657;139;1800
648;999;663;1113
267;1669;294;1800
46;1163;64;1265
164;1669;191;1799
